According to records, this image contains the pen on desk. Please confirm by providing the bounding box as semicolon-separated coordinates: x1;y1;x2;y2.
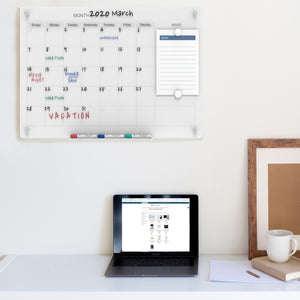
70;134;98;139
246;270;260;278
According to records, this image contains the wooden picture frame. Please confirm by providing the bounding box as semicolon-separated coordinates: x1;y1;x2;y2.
248;139;300;259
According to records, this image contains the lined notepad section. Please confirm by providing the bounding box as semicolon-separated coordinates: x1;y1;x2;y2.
156;29;199;96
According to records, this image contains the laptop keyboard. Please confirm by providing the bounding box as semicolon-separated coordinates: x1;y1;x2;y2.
114;256;194;267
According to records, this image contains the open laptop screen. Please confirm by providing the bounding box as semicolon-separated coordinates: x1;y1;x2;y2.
122;198;190;252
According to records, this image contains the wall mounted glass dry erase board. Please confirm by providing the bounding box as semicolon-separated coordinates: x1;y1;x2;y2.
20;7;201;139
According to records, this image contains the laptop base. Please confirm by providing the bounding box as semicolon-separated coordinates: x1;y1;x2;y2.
105;256;198;277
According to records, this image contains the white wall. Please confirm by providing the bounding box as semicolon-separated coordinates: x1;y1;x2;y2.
1;0;300;255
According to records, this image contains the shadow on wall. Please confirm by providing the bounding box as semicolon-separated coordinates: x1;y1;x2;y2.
98;195;113;255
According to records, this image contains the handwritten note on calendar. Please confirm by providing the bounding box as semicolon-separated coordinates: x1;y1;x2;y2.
20;7;201;139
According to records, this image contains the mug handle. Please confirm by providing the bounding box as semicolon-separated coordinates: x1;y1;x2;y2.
289;238;298;257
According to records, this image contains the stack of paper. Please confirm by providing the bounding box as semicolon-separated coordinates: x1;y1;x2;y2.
210;260;286;283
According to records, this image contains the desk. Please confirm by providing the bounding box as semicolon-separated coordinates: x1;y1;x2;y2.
0;255;299;300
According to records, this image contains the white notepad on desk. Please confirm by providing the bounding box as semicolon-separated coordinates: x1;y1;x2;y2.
156;29;199;96
209;260;292;283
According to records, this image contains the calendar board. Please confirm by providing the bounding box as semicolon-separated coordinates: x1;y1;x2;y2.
20;7;201;139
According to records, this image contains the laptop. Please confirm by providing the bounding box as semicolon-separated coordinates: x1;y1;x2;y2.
105;194;198;277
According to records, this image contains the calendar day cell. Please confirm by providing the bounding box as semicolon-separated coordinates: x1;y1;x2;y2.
99;27;119;47
100;107;118;126
46;105;64;126
81;108;100;126
118;86;136;106
118;47;136;66
118;67;136;86
44;86;64;106
59;106;82;125
136;27;155;47
136;46;155;67
27;26;45;47
64;47;82;66
82;48;100;66
82;86;100;106
27;86;44;106
26;106;46;126
100;86;118;106
82;27;99;47
64;27;82;47
27;47;45;66
99;47;118;67
45;26;63;47
63;86;81;106
118;107;136;126
63;67;81;86
136;66;155;86
45;66;64;86
136;86;155;106
82;67;100;86
27;67;45;87
99;67;118;86
137;106;154;126
118;27;136;47
45;47;64;66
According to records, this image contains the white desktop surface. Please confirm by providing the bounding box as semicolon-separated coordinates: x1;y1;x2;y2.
0;255;299;300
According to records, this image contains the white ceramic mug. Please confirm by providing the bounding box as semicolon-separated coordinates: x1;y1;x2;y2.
266;230;298;263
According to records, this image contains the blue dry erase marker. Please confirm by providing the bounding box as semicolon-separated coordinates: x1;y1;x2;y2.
104;134;125;139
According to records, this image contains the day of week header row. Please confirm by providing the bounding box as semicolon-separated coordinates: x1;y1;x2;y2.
30;23;153;28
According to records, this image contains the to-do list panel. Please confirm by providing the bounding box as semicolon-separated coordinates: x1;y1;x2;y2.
20;7;201;139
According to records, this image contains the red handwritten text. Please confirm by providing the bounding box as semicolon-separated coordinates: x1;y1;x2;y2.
28;72;44;83
49;112;90;120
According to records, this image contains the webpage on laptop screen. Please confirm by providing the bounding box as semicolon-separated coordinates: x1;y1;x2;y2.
122;198;190;252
